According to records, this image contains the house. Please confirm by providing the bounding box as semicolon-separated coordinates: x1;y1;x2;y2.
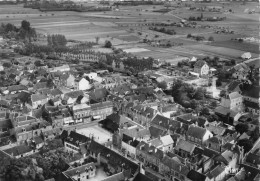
62;162;96;181
31;94;48;109
3;144;33;158
74;77;91;91
175;139;197;158
186;125;213;146
49;64;70;73
159;154;190;181
226;81;242;94
206;165;226;181
60;74;75;88
148;134;174;152
136;141;164;172
89;88;108;103
231;63;249;80
194;60;210;76
72;104;91;123
88;140;139;176
206;136;223;152
242;86;260;115
187;170;207;181
121;134;140;159
64;131;90;157
7;85;28;94
241;52;251;60
63;90;84;105
220;91;243;111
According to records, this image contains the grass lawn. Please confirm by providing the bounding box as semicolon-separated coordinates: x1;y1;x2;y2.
210;40;259;54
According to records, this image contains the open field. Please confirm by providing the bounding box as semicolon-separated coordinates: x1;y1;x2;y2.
210;40;259;54
187;44;259;58
0;2;258;60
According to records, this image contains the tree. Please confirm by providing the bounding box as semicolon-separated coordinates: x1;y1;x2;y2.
231;59;236;65
237;139;253;153
201;107;210;115
208;36;214;41
194;87;205;100
190;99;199;109
2;62;11;68
34;60;42;67
21;20;31;31
158;81;167;90
216;80;222;87
104;40;112;48
235;123;249;134
210;101;218;108
208;114;219;122
95;36;100;44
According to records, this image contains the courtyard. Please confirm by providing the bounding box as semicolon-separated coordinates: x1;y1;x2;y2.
76;125;112;144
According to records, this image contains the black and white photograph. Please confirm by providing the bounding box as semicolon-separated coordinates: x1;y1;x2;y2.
0;0;259;181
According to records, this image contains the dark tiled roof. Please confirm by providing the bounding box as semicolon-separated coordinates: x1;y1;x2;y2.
31;94;48;102
63;162;95;177
136;141;164;160
151;115;182;132
33;82;48;90
245;153;260;166
244;100;259;109
187;170;207;181
90;101;113;110
65;131;90;146
64;90;84;99
239;164;260;181
203;147;219;158
149;126;165;138
88;140;138;175
122;134;140;148
206;165;225;179
89;88;108;101
8;85;27;92
4;144;32;156
186;126;207;139
194;60;207;68
242;86;260;99
175;139;196;153
227;81;241;92
161;155;189;176
133;173;153;181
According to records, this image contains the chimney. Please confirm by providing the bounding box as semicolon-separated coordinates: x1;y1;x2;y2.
149;142;151;147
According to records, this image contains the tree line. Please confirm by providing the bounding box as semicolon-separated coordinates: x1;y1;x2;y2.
0;20;36;42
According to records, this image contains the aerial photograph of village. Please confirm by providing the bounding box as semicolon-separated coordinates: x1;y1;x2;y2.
0;0;259;181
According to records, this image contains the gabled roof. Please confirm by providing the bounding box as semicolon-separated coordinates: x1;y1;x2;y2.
33;82;48;90
242;86;259;99
187;170;207;181
206;124;226;136
64;90;84;99
4;144;32;156
136;141;164;160
149;126;166;138
186;126;207;139
245;153;260;166
123;127;150;139
206;165;225;179
227;81;241;92
229;92;242;100
65;131;90;146
133;173;153;181
63;162;95;177
161;155;189;176
151;114;182;132
31;94;48;102
89;88;108;102
175;139;196;153
88;140;138;175
8;85;27;92
194;60;207;68
122;134;140;148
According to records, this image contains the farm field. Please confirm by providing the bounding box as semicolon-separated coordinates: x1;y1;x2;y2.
186;44;259;58
0;2;258;61
210;40;259;54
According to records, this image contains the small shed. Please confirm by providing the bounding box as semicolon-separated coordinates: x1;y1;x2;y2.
241;52;251;60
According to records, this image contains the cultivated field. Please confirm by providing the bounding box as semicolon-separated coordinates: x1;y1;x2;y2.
0;2;258;60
